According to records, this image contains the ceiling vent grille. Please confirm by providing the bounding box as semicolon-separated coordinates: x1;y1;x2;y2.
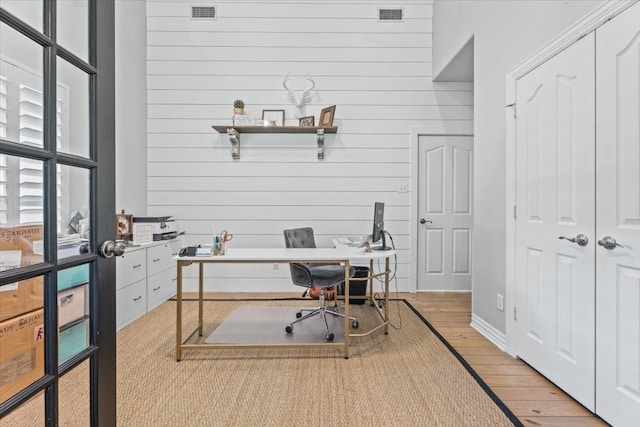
378;8;403;22
192;6;216;19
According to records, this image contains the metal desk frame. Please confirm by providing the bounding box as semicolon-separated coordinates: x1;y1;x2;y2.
174;247;393;359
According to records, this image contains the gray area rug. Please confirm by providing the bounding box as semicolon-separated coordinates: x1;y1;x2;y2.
204;305;346;344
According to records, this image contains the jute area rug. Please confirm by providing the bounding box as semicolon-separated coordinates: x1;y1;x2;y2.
5;298;520;426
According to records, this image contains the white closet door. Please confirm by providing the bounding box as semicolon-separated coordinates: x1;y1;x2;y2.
595;3;640;425
515;33;596;410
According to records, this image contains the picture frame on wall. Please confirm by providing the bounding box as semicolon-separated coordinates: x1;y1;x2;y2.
298;115;315;127
262;109;285;126
319;105;336;127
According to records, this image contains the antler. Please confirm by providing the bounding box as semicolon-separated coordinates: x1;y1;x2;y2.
283;73;296;105
300;74;315;105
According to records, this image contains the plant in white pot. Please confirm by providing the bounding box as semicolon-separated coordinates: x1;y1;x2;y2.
233;99;245;115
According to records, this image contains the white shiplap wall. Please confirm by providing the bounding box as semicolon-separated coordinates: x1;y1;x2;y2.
146;0;473;292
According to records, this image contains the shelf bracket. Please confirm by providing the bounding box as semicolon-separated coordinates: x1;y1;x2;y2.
317;128;325;160
227;128;240;159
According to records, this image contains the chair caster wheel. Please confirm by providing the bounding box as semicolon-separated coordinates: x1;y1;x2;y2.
326;333;334;341
296;312;302;319
352;320;359;329
285;325;293;334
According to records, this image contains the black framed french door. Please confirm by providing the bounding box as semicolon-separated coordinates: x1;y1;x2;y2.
0;0;116;425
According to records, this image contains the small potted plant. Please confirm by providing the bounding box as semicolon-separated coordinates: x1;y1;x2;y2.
233;99;245;115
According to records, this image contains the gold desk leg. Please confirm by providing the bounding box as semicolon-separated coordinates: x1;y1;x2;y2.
384;256;390;334
368;259;374;304
199;262;204;336
344;260;351;358
176;261;184;361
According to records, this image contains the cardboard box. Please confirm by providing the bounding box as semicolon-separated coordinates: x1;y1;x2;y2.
0;225;44;270
58;284;87;327
0;309;45;403
0;277;44;322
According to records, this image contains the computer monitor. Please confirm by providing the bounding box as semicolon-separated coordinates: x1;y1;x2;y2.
372;202;391;250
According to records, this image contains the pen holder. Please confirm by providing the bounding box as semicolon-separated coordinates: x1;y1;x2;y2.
213;241;226;256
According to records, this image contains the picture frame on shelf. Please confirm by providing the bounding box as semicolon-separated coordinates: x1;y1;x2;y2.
262;109;285;126
115;211;133;240
298;115;315;127
319;105;336;127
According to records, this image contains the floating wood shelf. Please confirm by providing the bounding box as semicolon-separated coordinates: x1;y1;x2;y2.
211;125;338;160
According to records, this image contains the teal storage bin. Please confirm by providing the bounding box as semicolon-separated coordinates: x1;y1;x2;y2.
59;319;89;363
58;264;90;291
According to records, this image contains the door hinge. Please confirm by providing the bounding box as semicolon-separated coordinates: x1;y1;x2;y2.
513;205;517;220
506;102;516;118
513;306;517;322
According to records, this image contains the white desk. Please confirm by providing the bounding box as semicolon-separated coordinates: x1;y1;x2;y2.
174;246;395;359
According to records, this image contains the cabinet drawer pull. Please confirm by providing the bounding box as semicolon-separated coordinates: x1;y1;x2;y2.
153;286;161;291
153;258;160;262
132;264;142;269
133;296;142;301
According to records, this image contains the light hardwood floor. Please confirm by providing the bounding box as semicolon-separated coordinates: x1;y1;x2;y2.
203;291;607;427
404;292;607;427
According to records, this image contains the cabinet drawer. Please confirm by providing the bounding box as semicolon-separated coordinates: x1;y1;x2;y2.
147;268;177;311
116;249;146;290
116;279;146;330
147;242;176;277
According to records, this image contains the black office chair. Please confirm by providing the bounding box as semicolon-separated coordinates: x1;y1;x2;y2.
283;227;359;341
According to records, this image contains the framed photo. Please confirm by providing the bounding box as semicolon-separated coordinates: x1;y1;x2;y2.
319;105;336;127
115;211;133;239
298;115;315;127
262;109;285;126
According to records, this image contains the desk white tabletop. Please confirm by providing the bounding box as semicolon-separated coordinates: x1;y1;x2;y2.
174;246;394;262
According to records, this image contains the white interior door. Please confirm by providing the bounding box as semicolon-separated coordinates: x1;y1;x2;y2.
417;135;473;291
514;33;596;410
595;4;640;425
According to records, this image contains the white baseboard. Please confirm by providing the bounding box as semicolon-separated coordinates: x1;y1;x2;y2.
471;313;506;352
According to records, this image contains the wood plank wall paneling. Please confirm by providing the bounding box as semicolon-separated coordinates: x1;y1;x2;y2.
146;0;473;292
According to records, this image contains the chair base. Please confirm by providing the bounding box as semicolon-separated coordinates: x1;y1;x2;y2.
285;305;358;341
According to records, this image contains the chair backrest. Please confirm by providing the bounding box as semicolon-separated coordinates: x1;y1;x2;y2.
283;227;316;249
283;227;316;287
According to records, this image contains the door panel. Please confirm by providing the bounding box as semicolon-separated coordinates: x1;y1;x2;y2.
0;1;116;425
595;3;640;424
418;135;473;290
515;32;596;410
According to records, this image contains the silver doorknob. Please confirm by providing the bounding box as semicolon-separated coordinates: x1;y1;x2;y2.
558;234;589;246
100;240;126;258
597;236;623;250
419;218;432;224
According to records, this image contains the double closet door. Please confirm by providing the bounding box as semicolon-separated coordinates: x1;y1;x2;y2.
514;3;640;426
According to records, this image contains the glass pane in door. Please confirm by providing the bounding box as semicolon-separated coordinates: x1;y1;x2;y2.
0;153;44;266
58;359;90;425
57;57;90;158
0;22;44;148
57;0;89;62
0;0;42;32
58;165;89;259
0;279;45;404
0;391;45;425
58;264;90;363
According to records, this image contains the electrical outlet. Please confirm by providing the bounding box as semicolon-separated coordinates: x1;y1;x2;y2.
497;294;504;311
272;264;279;270
398;183;409;193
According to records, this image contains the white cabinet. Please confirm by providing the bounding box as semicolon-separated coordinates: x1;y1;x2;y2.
116;239;180;330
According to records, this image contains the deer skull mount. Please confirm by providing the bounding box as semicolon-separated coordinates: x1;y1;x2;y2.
283;73;316;118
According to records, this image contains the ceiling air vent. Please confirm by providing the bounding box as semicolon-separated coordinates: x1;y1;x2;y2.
192;6;216;19
378;8;403;22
